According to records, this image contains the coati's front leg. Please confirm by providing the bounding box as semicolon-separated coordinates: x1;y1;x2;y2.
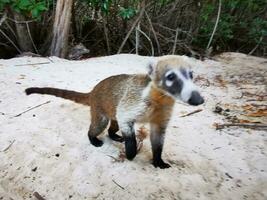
120;122;137;160
150;123;171;169
108;120;124;142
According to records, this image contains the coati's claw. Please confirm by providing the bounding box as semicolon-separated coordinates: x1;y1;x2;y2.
89;136;103;147
109;133;124;142
153;159;171;169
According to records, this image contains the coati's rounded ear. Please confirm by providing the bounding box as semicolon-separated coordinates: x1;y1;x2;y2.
147;59;157;77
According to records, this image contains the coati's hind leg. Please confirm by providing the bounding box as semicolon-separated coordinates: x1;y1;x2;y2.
108;120;124;142
88;111;109;147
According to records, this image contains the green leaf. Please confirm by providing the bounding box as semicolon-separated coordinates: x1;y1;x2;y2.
118;7;137;20
17;0;32;10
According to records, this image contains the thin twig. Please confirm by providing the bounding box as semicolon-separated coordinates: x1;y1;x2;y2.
103;18;110;54
0;12;7;26
225;172;233;179
47;57;54;63
0;29;21;53
172;28;179;55
26;22;39;54
12;101;51;118
135;21;140;54
117;2;146;54
33;192;46;200
112;180;125;190
15;62;50;66
145;11;161;54
206;0;221;50
137;27;154;56
7;17;36;24
153;23;192;37
5;21;18;40
1;140;15;152
215;123;267;130
249;36;263;55
180;109;203;117
107;155;121;162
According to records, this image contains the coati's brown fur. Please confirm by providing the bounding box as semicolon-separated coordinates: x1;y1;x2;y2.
25;55;204;168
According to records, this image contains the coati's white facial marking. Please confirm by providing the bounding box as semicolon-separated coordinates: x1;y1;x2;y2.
165;70;175;87
165;80;173;87
148;56;204;106
175;69;196;102
180;80;197;102
163;68;203;105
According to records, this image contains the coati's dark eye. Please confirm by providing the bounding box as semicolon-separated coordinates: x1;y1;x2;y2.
166;73;176;81
189;71;193;79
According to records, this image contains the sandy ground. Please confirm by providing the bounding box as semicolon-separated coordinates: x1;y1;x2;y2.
0;53;266;200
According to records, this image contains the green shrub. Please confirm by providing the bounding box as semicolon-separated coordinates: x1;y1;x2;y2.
196;0;267;51
0;0;50;19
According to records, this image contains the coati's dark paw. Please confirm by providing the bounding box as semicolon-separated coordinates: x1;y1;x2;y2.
109;133;124;142
125;137;137;160
152;159;171;169
89;136;103;147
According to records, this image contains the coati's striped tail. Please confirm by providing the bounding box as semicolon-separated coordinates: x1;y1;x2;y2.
25;87;90;105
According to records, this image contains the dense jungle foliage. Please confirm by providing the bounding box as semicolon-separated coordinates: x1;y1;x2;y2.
0;0;266;58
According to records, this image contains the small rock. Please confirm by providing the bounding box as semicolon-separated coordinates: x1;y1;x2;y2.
214;106;223;114
32;167;37;172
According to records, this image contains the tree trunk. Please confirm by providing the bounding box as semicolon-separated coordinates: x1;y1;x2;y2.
13;12;34;52
50;0;73;58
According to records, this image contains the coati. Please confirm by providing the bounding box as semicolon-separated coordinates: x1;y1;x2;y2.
25;55;204;169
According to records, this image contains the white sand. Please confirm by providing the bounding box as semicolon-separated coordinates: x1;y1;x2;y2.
0;53;266;200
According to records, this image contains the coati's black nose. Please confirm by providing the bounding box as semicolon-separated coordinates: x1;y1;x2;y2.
188;91;204;106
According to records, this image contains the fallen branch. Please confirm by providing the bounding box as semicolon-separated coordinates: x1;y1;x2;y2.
33;192;46;200
1;140;15;152
214;123;267;130
180;109;203;117
112;179;125;190
15;62;50;66
12;101;51;118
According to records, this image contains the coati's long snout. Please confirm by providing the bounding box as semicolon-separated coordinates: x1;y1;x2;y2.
25;87;90;105
188;91;204;106
148;55;204;106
